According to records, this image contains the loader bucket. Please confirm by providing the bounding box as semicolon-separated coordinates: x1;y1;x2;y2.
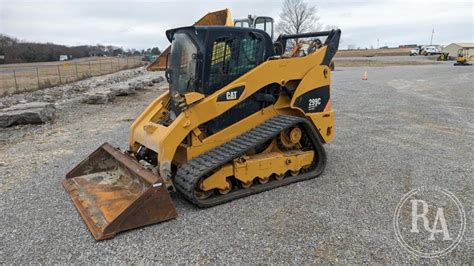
63;143;177;240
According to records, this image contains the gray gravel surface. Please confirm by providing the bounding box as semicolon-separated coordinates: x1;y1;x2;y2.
0;63;472;263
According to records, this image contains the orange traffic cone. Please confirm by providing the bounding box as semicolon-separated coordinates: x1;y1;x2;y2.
362;71;368;80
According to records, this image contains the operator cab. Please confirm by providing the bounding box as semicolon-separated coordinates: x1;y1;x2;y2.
165;26;275;133
165;26;274;97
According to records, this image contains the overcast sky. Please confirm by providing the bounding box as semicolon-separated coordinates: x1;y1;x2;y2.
0;0;472;50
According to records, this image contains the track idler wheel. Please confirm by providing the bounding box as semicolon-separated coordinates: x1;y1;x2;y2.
218;179;232;195
274;173;285;181
195;189;213;200
195;180;214;199
279;127;302;149
258;176;270;184
241;181;253;189
290;170;300;176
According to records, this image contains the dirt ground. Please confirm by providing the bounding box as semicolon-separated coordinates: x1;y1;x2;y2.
0;61;472;263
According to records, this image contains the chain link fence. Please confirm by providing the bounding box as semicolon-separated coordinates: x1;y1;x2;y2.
0;56;145;96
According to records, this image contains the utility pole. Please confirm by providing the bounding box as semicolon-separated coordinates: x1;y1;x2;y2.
430;29;434;45
377;39;379;49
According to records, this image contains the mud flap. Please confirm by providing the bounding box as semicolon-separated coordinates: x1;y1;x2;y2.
63;143;177;240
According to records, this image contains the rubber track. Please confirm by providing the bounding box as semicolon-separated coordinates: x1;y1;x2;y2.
174;115;327;208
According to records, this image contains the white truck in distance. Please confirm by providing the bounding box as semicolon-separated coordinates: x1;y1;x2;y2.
59;55;69;61
410;46;441;56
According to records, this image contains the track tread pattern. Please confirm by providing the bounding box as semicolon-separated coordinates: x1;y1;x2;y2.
174;115;327;207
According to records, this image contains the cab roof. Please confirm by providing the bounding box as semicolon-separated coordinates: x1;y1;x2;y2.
165;26;271;42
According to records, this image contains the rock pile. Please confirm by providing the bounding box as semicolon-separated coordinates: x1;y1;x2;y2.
0;102;56;128
81;77;165;105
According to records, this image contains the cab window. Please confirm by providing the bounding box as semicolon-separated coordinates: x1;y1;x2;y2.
206;34;262;94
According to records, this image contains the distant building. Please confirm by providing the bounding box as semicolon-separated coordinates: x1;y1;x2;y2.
399;44;418;48
442;43;474;57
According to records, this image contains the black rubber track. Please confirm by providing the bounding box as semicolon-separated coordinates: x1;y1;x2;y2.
173;115;327;208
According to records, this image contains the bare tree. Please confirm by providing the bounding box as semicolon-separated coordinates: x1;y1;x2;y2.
323;24;339;31
276;0;322;35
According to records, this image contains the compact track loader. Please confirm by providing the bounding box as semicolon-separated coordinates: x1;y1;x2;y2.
64;25;341;240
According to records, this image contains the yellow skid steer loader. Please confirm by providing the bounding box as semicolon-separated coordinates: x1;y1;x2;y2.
64;25;341;240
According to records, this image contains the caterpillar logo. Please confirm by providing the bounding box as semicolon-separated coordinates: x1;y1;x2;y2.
226;91;238;100
217;86;245;102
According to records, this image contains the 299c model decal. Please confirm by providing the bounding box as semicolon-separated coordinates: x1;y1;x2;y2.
294;85;330;113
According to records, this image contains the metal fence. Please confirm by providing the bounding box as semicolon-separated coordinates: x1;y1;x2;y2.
0;56;145;96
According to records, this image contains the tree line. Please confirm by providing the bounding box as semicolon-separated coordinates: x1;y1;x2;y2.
1;0;336;64
0;34;160;64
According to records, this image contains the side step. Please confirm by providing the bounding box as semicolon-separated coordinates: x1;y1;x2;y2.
63;143;177;240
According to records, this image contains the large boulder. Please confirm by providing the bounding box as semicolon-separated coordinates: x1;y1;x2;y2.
0;102;56;128
111;85;136;96
81;91;115;104
128;81;145;91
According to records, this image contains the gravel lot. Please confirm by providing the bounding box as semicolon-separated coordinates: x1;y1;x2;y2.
0;62;472;263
